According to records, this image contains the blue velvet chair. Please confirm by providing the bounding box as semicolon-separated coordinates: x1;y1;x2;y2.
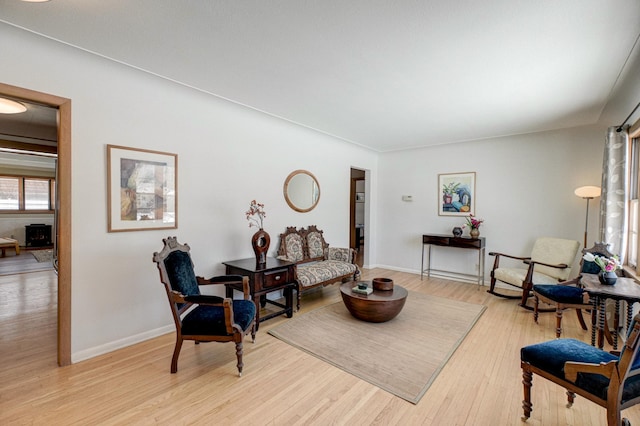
521;313;640;426
533;242;616;338
153;237;256;375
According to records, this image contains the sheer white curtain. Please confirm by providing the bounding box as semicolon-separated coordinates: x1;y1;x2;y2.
599;126;629;260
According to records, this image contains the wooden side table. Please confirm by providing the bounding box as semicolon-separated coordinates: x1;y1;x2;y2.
0;237;20;257
223;257;296;330
580;273;640;350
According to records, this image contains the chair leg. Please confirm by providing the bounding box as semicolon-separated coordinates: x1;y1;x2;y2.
522;366;533;421
171;337;183;374
566;390;575;408
606;406;622;426
520;282;532;307
488;276;497;294
576;309;588;331
235;340;244;377
604;316;615;346
555;308;564;338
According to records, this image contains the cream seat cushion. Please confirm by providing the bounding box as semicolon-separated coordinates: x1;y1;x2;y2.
493;268;558;288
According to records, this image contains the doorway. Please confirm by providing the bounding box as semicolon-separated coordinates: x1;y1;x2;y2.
350;168;365;267
0;82;71;366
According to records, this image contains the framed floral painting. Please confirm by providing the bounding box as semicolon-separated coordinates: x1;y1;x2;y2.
107;145;177;232
438;172;475;216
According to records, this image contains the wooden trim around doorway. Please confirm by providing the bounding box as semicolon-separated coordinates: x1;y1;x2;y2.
0;82;72;366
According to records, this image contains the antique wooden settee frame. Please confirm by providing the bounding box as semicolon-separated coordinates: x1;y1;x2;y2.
277;225;360;310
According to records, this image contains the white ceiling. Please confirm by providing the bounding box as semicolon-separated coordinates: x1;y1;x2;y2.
2;0;640;152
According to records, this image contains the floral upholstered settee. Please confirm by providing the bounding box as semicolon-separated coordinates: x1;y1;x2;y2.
277;225;360;310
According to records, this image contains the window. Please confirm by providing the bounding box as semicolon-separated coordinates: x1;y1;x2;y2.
0;175;55;212
627;124;640;272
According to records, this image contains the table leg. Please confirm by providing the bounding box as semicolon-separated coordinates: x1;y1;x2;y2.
613;301;620;351
285;286;293;318
421;243;425;280
591;297;598;347
628;303;635;341
427;245;432;279
478;247;485;287
598;297;606;349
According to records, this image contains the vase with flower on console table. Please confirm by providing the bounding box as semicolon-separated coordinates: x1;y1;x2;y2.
246;200;269;265
464;214;483;239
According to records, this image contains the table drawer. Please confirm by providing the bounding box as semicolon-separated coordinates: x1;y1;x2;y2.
262;268;289;288
423;235;450;246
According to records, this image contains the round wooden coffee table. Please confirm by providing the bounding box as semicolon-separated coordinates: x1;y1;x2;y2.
340;282;408;323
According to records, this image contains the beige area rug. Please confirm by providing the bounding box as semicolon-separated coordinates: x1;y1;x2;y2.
268;291;486;404
31;249;53;263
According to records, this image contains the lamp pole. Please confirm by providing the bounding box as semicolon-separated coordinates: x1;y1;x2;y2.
574;186;602;248
582;197;593;248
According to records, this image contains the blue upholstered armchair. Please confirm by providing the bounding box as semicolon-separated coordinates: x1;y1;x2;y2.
521;313;640;426
153;237;256;375
533;242;617;338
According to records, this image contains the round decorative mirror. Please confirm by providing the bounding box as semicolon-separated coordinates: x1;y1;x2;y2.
283;170;321;212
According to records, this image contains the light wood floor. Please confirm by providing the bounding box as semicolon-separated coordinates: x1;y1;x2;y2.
2;268;640;425
0;248;54;275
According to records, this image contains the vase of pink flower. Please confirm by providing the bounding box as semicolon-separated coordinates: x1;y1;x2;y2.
463;215;484;238
582;252;621;285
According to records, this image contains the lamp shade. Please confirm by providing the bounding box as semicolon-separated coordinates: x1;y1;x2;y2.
574;186;601;198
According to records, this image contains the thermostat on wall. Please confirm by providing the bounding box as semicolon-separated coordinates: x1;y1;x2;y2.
402;195;413;201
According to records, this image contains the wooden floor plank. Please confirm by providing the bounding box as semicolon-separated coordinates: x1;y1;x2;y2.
1;267;639;424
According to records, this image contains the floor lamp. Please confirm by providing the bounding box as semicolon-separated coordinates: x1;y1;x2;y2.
574;185;602;248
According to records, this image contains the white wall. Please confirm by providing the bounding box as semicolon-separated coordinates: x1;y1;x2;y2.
1;23;378;361
376;125;606;280
0;215;53;246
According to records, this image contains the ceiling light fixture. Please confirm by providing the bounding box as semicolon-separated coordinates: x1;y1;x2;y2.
0;98;27;114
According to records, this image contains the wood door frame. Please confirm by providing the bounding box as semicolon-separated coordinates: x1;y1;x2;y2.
0;82;72;366
350;177;357;249
350;168;366;250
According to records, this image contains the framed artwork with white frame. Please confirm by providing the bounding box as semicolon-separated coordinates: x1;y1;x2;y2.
107;144;177;232
438;172;475;216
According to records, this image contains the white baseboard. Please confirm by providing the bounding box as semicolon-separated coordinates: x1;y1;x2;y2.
72;324;174;364
367;264;420;274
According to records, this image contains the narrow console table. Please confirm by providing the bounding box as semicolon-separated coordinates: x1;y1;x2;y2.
421;234;486;286
223;257;296;330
